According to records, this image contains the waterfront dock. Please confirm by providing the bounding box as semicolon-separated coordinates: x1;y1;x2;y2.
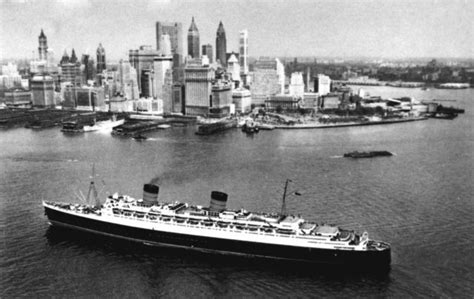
274;116;428;129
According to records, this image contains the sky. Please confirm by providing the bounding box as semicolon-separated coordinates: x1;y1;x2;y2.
0;0;473;62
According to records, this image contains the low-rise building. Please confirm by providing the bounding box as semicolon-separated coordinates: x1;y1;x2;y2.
4;88;32;107
303;92;318;108
109;96;134;112
232;87;251;113
265;94;301;110
62;85;106;110
320;93;340;110
134;98;163;115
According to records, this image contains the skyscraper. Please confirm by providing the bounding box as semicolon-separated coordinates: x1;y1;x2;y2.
38;29;48;61
118;59;139;100
96;43;106;74
216;21;227;66
81;54;91;82
289;72;305;97
202;44;213;63
129;45;160;96
160;34;172;56
60;49;82;85
184;58;214;115
156;22;183;66
316;74;331;96
70;49;78;63
227;53;241;85
239;29;249;75
187;17;200;59
31;75;55;107
153;55;173;100
60;50;69;64
250;57;285;106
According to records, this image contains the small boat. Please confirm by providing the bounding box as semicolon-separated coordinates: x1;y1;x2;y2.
61;121;84;133
431;113;458;120
257;123;275;130
157;124;171;129
242;119;259;134
344;151;393;158
132;134;148;141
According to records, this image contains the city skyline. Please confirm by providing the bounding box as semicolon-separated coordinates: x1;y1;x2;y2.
0;0;473;62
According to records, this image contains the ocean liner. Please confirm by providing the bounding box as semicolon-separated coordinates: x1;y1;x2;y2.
43;174;391;269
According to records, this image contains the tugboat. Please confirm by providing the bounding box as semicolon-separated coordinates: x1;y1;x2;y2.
132;134;148;141
344;151;393;158
61;121;84;133
43;171;391;270
241;119;259;134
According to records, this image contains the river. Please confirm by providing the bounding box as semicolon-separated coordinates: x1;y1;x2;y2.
1;86;473;297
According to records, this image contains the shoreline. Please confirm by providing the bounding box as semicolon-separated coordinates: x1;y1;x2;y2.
274;116;428;129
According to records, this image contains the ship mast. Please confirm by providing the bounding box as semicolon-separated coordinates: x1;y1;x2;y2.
280;179;291;216
86;163;99;207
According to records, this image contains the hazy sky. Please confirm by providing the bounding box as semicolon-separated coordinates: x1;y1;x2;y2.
1;0;473;61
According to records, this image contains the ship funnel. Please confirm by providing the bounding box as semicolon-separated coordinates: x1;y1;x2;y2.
209;191;228;214
143;184;159;206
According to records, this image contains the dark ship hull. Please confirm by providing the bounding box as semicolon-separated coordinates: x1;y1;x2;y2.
196;119;237;135
344;151;393;158
44;205;391;269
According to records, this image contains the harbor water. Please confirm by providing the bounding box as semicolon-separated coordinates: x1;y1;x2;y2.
1;87;473;297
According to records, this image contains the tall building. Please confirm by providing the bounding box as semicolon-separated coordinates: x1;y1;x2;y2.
60;50;70;64
239;29;249;75
0;63;22;89
160;34;172;56
46;49;55;68
289;72;305;97
81;54;96;82
227;53;241;85
129;45;160;95
172;83;184;114
162;69;173;113
38;29;48;61
202;44;213;63
155;21;183;66
96;43;106;74
315;74;331;96
141;70;154;98
153;55;173;100
60;50;82;85
250;57;285;106
117;60;139;100
187;17;200;59
184;58;214;115
216;21;227;66
70;49;78;63
211;81;233;112
31;75;55;107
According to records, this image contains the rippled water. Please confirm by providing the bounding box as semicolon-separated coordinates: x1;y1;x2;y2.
1;87;473;297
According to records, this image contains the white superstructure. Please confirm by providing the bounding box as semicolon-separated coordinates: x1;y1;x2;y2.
44;193;372;251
